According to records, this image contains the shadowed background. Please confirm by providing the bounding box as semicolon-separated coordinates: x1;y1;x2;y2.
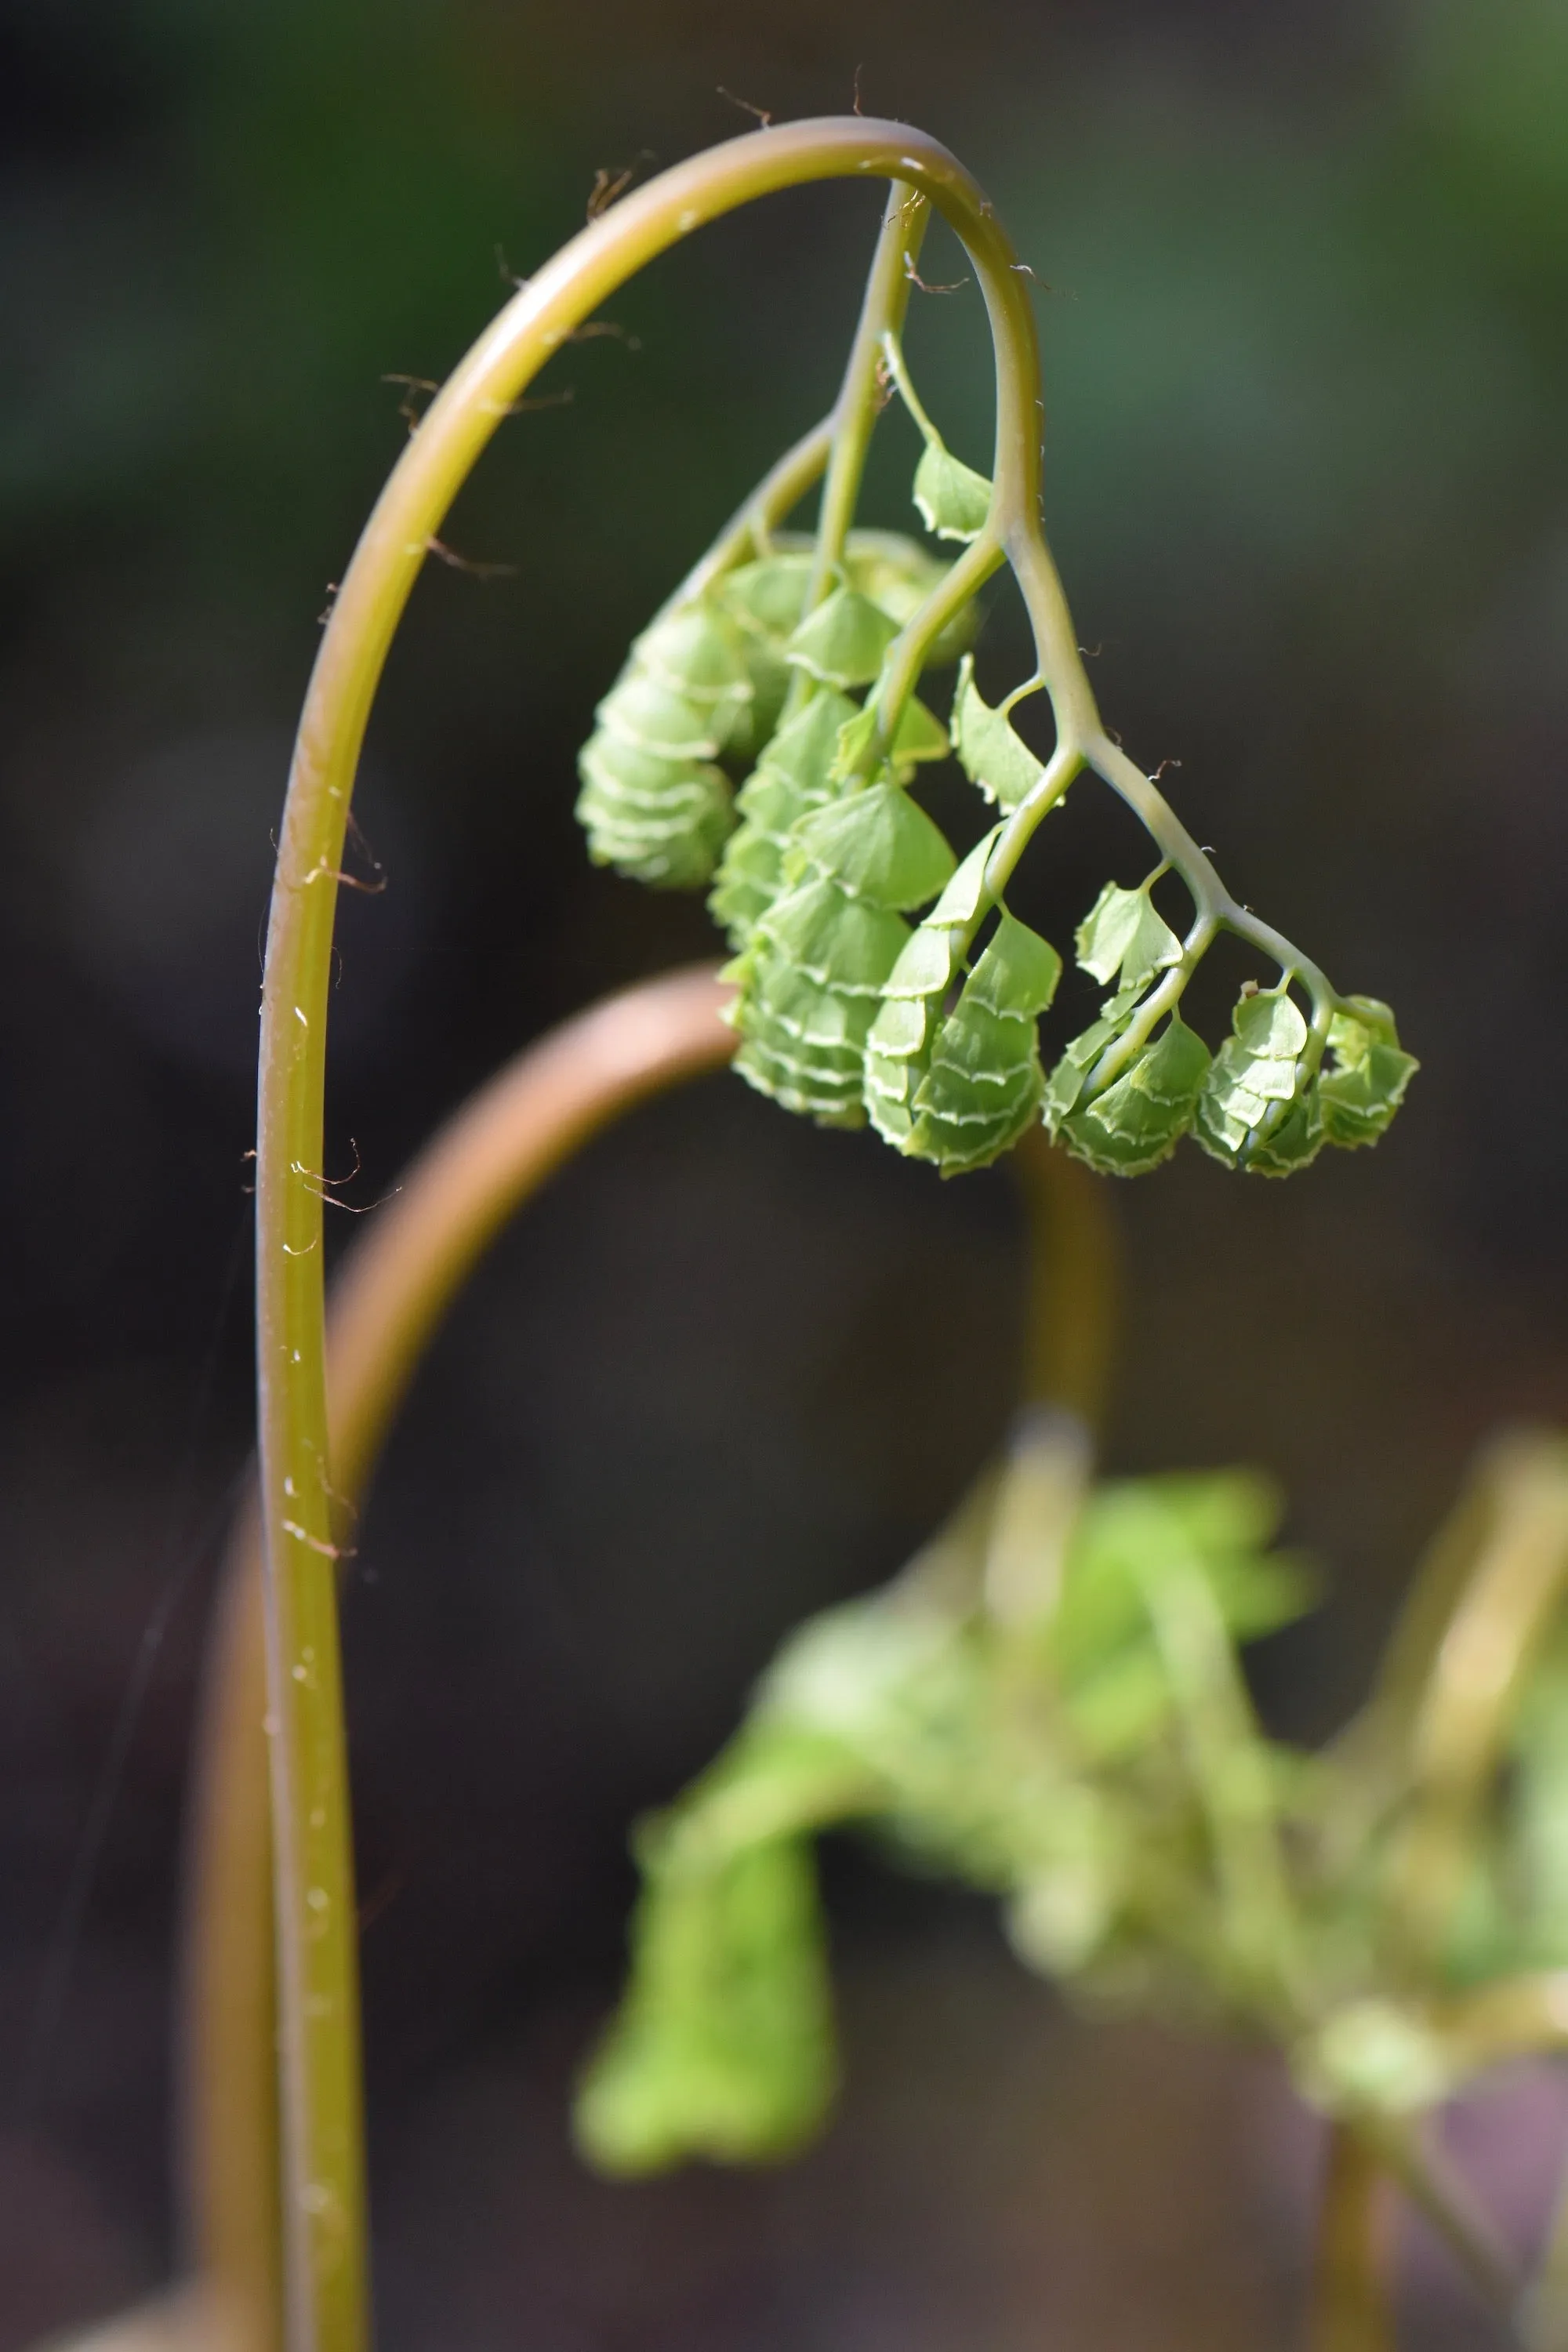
2;1;1566;2344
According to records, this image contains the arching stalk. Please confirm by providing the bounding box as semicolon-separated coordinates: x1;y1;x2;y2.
258;118;1070;2352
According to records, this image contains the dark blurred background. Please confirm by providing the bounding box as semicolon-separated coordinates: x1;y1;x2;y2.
2;1;1566;2344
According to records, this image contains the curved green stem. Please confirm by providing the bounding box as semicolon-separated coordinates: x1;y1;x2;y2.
844;180;1346;1047
260;117;1047;2352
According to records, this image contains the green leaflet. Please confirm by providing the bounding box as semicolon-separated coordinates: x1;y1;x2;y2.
784;783;956;909
573;1835;837;2175
913;442;993;543
950;656;1046;811
1058;1014;1211;1178
742;958;866;1051
708;689;858;944
924;826;1002;929
731;1035;868;1127
786;586;902;690
575;771;734;890
1195;990;1312;1167
1075;879;1184;991
866;877;1062;1174
760;691;862;792
575;599;752;887
1241;1094;1326;1179
633;603;755;709
1317;997;1419;1149
1040;985;1146;1127
759;878;913;991
728;880;909;1127
831;691;950;785
728;784;946;1128
596;673;725;762
885;337;993;543
583;731;717;804
964;912;1062;1018
718;552;815;642
909;1049;1044;1175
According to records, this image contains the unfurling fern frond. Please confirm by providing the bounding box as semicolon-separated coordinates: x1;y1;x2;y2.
1196;992;1417;1177
1040;875;1418;1181
575;311;1415;1180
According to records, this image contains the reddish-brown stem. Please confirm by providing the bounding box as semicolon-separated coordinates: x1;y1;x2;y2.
1310;2124;1396;2352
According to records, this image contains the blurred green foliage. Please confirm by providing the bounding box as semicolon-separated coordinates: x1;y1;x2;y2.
577;1407;1568;2322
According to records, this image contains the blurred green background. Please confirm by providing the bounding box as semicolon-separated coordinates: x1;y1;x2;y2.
2;1;1566;2344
